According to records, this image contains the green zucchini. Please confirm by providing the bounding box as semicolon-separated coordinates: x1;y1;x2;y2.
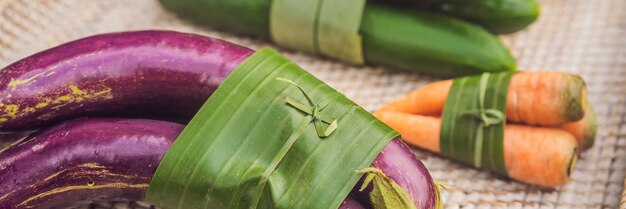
159;0;516;77
382;0;541;34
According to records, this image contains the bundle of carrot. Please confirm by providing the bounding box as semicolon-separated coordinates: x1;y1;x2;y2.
374;71;596;188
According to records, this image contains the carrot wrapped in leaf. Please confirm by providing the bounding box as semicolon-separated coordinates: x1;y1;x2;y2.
375;71;590;188
379;71;587;126
374;111;578;188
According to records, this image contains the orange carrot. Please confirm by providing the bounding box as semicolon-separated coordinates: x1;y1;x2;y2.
560;103;596;150
378;71;587;126
374;110;578;188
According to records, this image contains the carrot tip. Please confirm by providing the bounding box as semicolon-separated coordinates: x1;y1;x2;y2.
567;148;578;178
563;75;587;122
581;108;597;150
579;103;597;150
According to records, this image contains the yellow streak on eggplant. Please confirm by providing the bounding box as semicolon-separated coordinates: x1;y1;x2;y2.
93;89;113;97
43;171;63;182
0;86;114;124
17;183;149;208
35;102;48;108
55;95;73;103
22;107;36;114
67;170;142;180
8;71;49;87
43;163;107;181
36;112;57;121
72;163;143;180
81;163;106;169
51;86;113;104
69;86;86;95
0;193;10;203
4;104;19;117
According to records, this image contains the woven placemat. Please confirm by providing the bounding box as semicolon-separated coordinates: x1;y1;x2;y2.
1;0;625;208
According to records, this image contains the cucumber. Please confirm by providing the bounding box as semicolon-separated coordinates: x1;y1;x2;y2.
360;4;516;77
381;0;541;34
159;0;516;77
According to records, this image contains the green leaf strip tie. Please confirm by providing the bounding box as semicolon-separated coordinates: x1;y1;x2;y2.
276;77;338;138
463;73;505;168
439;72;513;175
270;0;366;64
250;77;339;207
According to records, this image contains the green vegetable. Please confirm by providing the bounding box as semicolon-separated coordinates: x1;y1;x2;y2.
381;0;541;34
159;0;516;77
440;72;513;175
360;5;516;77
160;0;270;38
146;48;398;209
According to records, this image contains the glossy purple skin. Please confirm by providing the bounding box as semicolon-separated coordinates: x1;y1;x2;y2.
0;118;182;209
364;138;438;209
0;119;432;209
0;30;253;131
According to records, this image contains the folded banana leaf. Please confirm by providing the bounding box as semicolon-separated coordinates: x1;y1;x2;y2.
440;72;513;175
158;0;516;77
146;48;398;209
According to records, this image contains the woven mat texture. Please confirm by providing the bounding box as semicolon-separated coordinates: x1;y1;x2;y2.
1;0;625;209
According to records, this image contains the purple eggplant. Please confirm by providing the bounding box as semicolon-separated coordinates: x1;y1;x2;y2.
359;138;438;209
0;30;253;131
0;118;436;209
0;118;180;209
0;30;436;208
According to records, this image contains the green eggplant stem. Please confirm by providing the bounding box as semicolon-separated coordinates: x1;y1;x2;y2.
358;167;417;209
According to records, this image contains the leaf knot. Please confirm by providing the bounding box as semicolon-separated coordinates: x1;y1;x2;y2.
276;77;338;138
462;73;505;127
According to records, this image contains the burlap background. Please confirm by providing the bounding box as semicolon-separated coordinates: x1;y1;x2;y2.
0;0;624;208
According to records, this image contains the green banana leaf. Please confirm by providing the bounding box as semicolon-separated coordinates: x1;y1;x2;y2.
146;48;398;209
440;72;513;175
